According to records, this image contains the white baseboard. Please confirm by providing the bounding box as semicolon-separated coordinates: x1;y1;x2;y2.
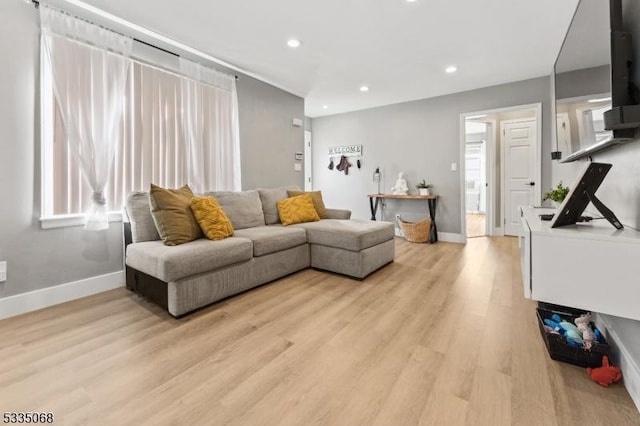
595;314;640;413
0;271;124;320
439;232;466;244
394;228;465;244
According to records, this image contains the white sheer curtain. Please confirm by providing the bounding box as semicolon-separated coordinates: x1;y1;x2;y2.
111;63;189;203
40;5;132;230
180;58;241;193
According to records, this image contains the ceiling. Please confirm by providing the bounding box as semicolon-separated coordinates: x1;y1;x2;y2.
59;0;579;117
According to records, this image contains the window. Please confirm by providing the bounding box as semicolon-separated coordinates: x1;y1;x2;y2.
41;46;241;220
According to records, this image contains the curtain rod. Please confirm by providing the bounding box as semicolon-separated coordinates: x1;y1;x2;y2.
28;0;239;80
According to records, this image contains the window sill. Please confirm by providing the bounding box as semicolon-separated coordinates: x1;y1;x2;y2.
40;212;123;230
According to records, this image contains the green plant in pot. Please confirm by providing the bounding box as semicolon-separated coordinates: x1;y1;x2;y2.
543;181;570;206
416;179;433;196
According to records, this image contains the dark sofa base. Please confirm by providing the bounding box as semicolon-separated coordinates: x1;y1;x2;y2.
126;266;168;310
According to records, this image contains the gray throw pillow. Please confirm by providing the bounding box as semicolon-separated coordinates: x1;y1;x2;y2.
257;186;300;225
206;190;266;229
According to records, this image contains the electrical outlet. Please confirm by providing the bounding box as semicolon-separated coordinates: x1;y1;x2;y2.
0;261;6;282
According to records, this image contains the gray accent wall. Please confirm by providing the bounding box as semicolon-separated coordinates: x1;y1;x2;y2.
311;76;553;234
237;76;305;190
0;1;303;299
555;65;610;100
0;1;124;299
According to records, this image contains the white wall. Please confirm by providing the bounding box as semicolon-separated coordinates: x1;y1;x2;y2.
543;0;640;408
585;0;640;372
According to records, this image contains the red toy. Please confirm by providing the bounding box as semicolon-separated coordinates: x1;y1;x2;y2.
586;356;622;387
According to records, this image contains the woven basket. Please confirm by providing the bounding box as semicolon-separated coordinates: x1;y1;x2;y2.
398;217;432;243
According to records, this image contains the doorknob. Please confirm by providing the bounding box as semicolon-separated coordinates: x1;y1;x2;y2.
526;182;535;186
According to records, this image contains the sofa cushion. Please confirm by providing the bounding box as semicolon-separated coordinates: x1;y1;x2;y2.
125;192;160;242
324;208;352;220
292;219;394;251
126;237;253;282
258;186;300;225
287;190;328;219
190;196;234;241
234;225;307;256
206;190;265;229
149;184;202;246
277;194;320;226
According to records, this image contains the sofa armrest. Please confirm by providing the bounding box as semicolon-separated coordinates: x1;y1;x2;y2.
325;208;352;220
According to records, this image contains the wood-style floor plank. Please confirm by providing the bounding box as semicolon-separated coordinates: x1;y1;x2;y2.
0;237;638;426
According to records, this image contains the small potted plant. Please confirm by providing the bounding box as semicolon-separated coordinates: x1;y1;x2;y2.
416;179;433;196
543;181;570;207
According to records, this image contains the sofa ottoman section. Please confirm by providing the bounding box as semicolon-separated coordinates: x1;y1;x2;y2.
292;219;394;251
292;219;395;279
311;239;395;279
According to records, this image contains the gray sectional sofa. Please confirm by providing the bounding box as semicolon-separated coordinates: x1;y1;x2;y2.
124;186;395;317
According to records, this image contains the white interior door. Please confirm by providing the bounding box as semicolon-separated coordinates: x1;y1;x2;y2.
465;142;483;212
503;119;537;236
304;130;312;190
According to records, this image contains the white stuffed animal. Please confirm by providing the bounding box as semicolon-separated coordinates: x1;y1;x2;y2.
575;312;596;348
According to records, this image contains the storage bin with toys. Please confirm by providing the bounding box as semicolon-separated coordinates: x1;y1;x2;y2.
536;303;610;368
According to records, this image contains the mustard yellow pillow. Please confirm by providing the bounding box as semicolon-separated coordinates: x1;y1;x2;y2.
277;193;320;226
149;184;202;246
190;196;234;240
287;190;328;219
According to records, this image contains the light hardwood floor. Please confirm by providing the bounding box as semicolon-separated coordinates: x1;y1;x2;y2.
1;237;638;426
466;212;486;238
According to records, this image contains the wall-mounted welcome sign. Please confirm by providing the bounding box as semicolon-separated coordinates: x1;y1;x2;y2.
328;144;362;157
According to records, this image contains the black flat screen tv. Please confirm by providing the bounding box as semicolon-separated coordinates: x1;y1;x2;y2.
553;0;640;163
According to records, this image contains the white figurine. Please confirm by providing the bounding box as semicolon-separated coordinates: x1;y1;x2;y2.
390;172;409;195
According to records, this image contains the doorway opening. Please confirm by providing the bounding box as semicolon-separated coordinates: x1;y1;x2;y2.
464;120;488;237
459;103;542;241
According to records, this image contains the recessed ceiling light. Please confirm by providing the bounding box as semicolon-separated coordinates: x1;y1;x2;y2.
360;85;370;92
445;65;458;73
406;0;418;2
287;39;301;48
322;105;329;109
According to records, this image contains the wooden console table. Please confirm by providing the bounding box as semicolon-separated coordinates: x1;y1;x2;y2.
367;194;439;243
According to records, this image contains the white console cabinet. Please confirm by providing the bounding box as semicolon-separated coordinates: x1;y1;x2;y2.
520;206;640;321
